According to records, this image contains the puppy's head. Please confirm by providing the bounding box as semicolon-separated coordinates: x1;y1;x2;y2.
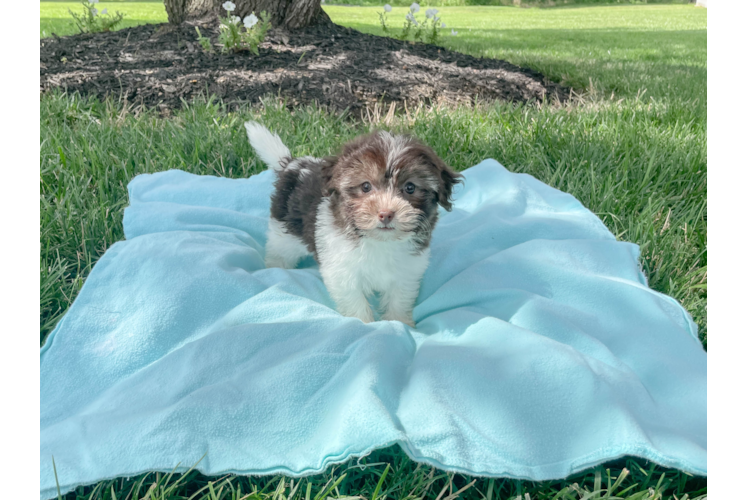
322;131;462;247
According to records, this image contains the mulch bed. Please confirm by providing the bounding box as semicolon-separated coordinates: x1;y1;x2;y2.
40;21;570;116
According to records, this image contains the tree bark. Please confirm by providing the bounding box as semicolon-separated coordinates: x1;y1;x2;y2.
185;0;220;20
164;0;188;24
167;0;326;28
281;0;324;29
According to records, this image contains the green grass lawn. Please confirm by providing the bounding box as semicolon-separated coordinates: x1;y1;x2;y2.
40;0;167;38
40;2;707;499
329;5;706;102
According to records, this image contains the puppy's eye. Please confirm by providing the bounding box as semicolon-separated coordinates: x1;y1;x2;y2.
361;182;372;193
404;182;416;195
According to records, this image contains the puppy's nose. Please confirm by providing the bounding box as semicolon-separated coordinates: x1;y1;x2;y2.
378;210;395;224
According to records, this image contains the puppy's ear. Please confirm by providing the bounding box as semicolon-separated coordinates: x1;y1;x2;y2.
411;143;463;211
319;156;339;196
437;165;463;212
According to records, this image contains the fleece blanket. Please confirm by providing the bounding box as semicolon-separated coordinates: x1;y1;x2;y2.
40;160;706;499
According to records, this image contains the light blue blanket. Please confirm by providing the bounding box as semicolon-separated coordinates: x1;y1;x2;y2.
40;160;706;499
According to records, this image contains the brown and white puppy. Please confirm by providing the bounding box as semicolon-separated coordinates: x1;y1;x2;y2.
245;122;462;326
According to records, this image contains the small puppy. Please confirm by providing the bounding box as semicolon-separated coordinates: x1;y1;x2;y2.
245;122;462;326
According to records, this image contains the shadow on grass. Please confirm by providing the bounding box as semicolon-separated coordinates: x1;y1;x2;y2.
342;24;705;98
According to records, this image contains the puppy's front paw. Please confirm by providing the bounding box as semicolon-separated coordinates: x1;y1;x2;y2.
401;317;416;328
383;312;416;328
349;307;375;324
264;255;286;269
335;300;375;324
265;253;301;269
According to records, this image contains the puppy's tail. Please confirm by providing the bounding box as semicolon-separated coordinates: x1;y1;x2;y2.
244;121;292;172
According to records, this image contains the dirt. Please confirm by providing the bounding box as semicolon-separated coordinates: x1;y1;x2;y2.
40;21;570;117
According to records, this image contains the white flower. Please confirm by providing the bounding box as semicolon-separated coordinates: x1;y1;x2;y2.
91;7;98;15
441;22;445;27
410;2;420;13
383;4;392;12
405;12;416;23
425;8;438;18
451;29;457;35
87;0;98;3
222;1;236;12
243;13;258;28
101;8;107;14
230;15;241;24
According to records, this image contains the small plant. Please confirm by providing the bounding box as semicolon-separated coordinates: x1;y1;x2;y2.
381;3;446;45
69;0;125;34
217;2;272;55
195;27;213;53
412;5;427;42
378;4;392;33
423;8;444;44
396;3;419;41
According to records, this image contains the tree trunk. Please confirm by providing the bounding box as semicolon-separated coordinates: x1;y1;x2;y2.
164;0;188;24
185;0;218;20
169;0;327;28
283;0;324;29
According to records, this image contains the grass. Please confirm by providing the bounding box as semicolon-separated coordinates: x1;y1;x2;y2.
330;5;706;103
40;0;167;38
39;2;707;499
46;445;706;499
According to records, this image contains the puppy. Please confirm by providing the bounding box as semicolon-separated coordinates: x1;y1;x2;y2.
245;122;462;326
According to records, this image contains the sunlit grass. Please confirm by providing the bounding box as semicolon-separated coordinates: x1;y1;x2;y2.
325;5;706;101
40;1;167;38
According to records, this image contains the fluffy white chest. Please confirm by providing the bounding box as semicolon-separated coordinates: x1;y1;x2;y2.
315;199;430;295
